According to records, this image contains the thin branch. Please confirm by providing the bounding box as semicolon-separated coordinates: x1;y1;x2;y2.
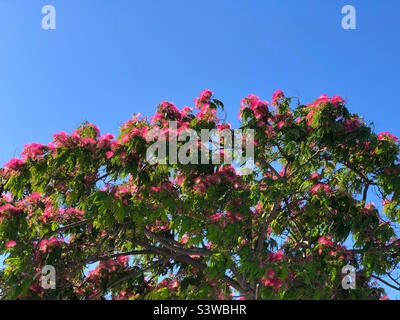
362;182;370;204
144;229;212;256
258;158;281;178
133;240;247;296
287;149;322;180
371;275;400;292
83;250;154;264
93;257;170;298
256;200;281;254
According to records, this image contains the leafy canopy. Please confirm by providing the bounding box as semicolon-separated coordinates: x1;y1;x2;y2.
1;89;399;300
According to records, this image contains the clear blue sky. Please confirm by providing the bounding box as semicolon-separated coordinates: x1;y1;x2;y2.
0;0;400;298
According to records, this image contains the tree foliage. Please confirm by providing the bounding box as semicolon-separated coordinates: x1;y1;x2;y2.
1;89;399;300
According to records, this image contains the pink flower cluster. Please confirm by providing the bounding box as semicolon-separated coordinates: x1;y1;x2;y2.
240;94;270;120
265;250;284;263
194;89;219;123
5;240;16;248
121;127;147;144
29;192;42;203
52;124;115;156
78;256;130;298
86;256;129;283
114;290;137;300
193;166;241;194
317;236;352;260
74;123;100;139
4;158;25;173
378;132;399;143
39;237;64;253
21;143;46;160
194;89;213;109
0;203;23;222
149;182;174;195
318;236;334;247
260;269;283;291
305;94;345;127
307;94;345;108
65;208;84;220
310;183;331;195
343;118;361;132
271;89;284;106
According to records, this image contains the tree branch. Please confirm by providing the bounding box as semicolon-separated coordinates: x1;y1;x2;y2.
287;149;321;180
371;275;400;292
144;229;212;257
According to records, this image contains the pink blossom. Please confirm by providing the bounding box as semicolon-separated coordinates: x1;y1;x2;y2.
318;236;334;247
277;121;285;130
272;89;284;101
117;255;129;266
21;143;46;160
311;172;320;180
6;240;16;248
106;151;114;159
39;237;63;252
210;213;223;222
29;193;42;203
378;132;399;143
53;131;68;146
266;250;284;263
310;184;330;195
199;89;213;102
4;158;25;172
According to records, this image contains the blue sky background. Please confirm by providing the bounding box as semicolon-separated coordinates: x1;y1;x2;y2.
0;0;399;298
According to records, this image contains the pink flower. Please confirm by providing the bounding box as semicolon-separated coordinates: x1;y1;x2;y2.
150;113;164;123
277;121;285;130
106;151;114;159
6;240;16;248
266;269;275;278
310;184;330;195
260;272;282;291
82;137;96;145
39;237;63;252
21;143;45;160
311;172;320;180
79;123;100;138
382;198;392;207
318;236;334;247
53;131;68;146
378;132;399;143
29;193;42;203
47;143;56;153
271;90;284;106
117;255;129;266
4;158;25;171
210;213;223;222
99;133;114;142
199;89;213;102
272;89;284;101
331;95;345;105
266;250;284;263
